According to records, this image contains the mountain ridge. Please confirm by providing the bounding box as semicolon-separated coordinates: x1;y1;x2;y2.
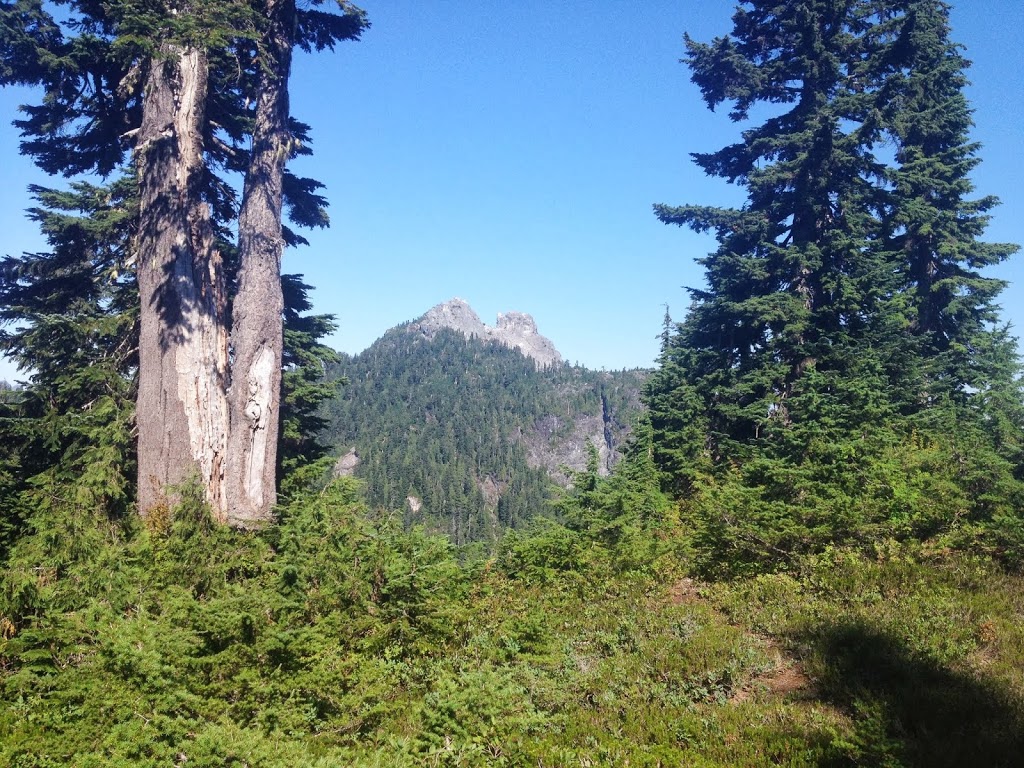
409;298;563;369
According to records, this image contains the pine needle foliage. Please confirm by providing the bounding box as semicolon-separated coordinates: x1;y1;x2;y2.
0;178;138;551
646;0;1024;571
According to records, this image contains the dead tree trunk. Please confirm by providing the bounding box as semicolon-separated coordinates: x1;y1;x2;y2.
135;46;230;521
225;0;295;525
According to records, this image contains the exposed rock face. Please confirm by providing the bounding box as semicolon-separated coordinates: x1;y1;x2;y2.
412;298;562;368
494;311;562;369
332;447;360;477
524;413;615;482
478;475;506;507
416;298;488;340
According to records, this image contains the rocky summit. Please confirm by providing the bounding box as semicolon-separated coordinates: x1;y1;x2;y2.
411;298;562;368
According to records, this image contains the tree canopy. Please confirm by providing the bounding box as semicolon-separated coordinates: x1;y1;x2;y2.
646;0;1023;571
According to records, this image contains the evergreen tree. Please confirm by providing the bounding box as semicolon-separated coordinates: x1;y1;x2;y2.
881;0;1019;400
0;178;341;561
647;0;1022;565
0;0;367;525
0;179;138;532
277;274;343;497
651;0;906;464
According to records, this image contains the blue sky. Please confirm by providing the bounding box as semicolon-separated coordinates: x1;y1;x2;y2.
1;0;1022;377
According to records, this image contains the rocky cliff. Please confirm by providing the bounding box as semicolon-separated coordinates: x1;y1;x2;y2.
411;298;562;368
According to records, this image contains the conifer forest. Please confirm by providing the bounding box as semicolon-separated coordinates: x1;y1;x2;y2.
2;1;1024;765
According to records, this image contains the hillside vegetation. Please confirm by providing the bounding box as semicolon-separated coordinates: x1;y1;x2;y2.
2;479;1024;766
320;325;646;543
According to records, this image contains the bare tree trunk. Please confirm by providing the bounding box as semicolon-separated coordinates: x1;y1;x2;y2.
135;46;230;521
225;0;295;525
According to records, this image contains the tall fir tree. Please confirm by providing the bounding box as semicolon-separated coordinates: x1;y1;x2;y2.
0;177;342;559
0;179;138;560
883;1;1024;558
651;0;903;468
646;0;1022;566
277;273;343;498
0;0;367;524
0;180;138;499
880;0;1019;399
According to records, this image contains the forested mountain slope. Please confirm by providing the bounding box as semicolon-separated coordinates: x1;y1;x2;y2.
319;302;647;543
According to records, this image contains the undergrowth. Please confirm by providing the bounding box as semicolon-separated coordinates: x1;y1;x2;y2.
1;481;1023;766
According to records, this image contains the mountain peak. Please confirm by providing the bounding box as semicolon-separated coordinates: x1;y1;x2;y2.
419;298;486;338
412;298;562;368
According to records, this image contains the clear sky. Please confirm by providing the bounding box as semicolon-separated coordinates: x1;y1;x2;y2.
0;0;1022;378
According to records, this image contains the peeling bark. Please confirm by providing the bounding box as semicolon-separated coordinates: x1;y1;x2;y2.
135;46;230;519
135;1;306;525
225;0;295;525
